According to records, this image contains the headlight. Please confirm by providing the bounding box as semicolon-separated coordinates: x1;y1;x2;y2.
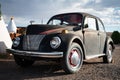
50;36;61;49
13;37;20;47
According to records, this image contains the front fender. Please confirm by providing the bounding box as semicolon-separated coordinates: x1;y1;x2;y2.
59;33;79;51
59;33;86;57
40;33;86;57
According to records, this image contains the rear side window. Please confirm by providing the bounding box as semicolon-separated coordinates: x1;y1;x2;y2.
97;19;105;32
84;17;97;30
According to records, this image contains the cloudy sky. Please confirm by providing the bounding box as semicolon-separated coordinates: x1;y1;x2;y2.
1;0;120;32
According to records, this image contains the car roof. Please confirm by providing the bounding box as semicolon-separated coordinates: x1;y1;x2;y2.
52;12;98;19
47;12;104;26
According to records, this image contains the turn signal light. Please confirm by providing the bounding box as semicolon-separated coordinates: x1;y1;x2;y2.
62;30;69;34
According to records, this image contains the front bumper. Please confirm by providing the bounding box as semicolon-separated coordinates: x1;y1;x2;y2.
6;49;63;58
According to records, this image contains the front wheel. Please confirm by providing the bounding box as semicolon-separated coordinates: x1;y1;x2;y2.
62;43;83;74
103;44;113;63
14;55;35;67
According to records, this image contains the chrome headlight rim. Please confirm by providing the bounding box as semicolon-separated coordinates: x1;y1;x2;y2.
12;37;20;47
50;36;61;49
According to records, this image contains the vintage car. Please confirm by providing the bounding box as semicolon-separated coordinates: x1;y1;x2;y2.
7;12;114;74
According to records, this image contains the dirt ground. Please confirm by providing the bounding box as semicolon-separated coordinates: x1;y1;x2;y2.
0;45;120;80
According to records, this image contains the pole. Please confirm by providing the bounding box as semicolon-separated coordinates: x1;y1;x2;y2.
0;3;1;20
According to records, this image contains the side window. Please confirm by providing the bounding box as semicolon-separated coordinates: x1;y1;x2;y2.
84;17;96;30
98;19;105;32
48;19;61;25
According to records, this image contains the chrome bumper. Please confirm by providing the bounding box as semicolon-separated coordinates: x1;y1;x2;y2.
6;49;63;58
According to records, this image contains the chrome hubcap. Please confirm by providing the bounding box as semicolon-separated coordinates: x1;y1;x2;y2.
108;45;112;62
69;49;80;67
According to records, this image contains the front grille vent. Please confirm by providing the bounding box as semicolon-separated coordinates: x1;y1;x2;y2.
23;35;45;50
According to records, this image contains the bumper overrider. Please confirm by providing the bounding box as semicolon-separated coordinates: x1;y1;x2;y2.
6;49;63;58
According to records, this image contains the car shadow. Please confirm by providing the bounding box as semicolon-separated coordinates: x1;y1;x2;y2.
83;57;105;65
83;61;104;65
0;59;105;80
0;60;67;80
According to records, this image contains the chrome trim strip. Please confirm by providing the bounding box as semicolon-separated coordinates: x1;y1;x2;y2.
85;54;105;60
7;49;63;58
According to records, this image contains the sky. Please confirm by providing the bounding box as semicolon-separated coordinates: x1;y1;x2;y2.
0;0;120;32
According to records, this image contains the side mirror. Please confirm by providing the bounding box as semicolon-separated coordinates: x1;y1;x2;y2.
73;26;81;31
84;24;88;28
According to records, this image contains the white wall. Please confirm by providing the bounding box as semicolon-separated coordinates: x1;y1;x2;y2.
0;17;12;54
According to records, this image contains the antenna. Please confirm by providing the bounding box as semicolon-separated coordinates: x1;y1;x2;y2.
30;20;35;25
41;19;43;24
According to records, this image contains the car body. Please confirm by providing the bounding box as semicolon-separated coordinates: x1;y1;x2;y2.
7;12;115;74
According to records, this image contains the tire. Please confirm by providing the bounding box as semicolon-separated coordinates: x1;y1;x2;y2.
14;55;35;67
103;44;113;63
62;43;83;74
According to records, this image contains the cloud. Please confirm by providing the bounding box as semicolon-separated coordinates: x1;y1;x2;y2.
1;0;120;31
100;0;120;7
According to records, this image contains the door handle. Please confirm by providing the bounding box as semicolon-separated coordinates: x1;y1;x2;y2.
98;33;100;36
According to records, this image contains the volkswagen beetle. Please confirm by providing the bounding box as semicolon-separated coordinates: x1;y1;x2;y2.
7;12;114;74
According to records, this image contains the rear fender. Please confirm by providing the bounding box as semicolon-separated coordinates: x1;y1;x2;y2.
104;36;115;53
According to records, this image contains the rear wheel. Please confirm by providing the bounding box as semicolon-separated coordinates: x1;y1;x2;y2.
62;43;83;74
103;44;113;63
14;55;35;67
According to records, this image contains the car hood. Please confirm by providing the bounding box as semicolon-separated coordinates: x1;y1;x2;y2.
26;25;74;35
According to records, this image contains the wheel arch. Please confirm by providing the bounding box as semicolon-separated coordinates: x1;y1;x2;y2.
59;34;86;59
72;38;86;59
109;41;115;51
105;36;115;53
103;36;114;63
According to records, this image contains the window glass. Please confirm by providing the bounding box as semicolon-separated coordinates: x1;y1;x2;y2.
84;17;96;30
49;19;61;25
48;13;83;26
98;19;105;32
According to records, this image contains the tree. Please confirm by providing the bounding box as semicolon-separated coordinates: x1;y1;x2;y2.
111;31;120;44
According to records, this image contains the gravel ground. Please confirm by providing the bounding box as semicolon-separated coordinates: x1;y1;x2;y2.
0;45;120;80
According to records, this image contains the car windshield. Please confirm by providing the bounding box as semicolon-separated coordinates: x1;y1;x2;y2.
47;13;83;26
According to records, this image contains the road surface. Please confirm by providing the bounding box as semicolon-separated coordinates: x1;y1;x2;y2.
0;45;120;80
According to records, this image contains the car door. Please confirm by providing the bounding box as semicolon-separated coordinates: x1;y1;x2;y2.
97;19;107;54
83;17;100;59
